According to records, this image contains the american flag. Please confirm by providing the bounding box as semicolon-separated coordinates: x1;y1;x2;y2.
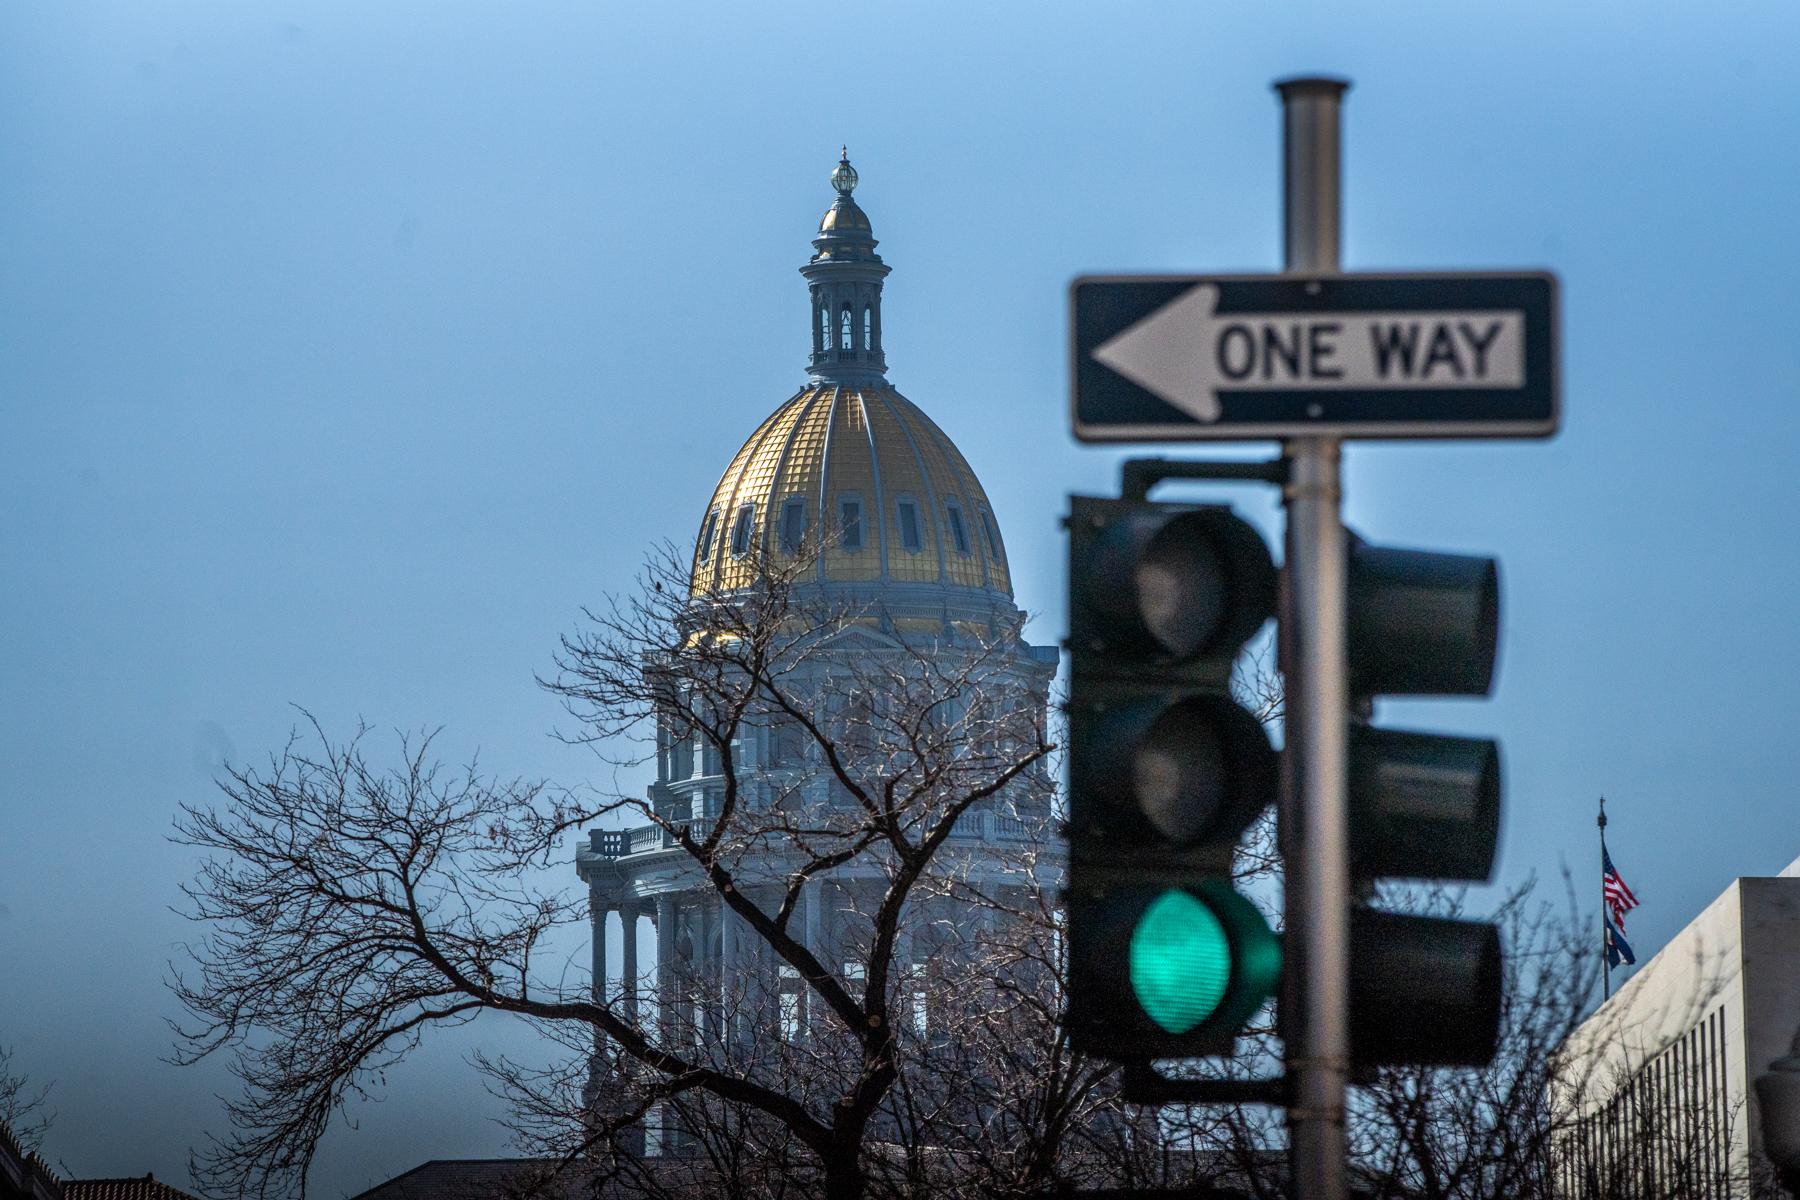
1603;845;1639;929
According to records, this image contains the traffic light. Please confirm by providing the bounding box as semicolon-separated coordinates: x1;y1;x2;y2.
1064;496;1282;1060
1340;536;1506;1067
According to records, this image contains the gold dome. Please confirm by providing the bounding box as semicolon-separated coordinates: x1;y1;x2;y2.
691;382;1012;599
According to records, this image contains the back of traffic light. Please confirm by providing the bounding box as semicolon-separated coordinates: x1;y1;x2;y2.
1063;495;1282;1060
1339;536;1506;1068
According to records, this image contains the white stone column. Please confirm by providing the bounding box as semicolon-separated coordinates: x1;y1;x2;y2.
800;882;821;1039
978;880;1000;945
582;887;609;1118
719;896;737;1045
591;888;610;1009
620;900;640;1023
655;893;676;1041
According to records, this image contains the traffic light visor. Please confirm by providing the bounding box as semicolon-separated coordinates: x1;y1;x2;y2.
1350;911;1503;1066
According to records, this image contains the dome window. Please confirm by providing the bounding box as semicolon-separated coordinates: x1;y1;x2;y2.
779;497;807;555
840;306;854;350
896;497;923;553
862;306;873;349
697;508;720;562
730;503;755;557
945;501;971;556
979;506;1002;560
819;306;830;350
837;495;864;551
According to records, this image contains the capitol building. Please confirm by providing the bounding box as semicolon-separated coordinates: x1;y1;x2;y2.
574;153;1061;1156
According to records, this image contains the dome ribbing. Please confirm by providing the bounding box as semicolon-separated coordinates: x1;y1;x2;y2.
690;382;1011;601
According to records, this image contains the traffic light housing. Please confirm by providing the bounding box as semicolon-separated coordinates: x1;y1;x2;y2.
1062;494;1507;1071
1064;497;1281;1060
1339;536;1506;1068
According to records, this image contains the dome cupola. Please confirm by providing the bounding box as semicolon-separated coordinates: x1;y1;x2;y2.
803;149;889;384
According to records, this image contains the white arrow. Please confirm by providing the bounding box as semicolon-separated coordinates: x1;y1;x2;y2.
1092;284;1527;424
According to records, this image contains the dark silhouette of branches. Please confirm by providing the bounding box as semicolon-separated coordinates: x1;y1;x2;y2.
0;1044;54;1151
172;542;1110;1200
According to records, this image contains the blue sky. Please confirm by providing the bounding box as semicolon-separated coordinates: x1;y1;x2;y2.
4;2;1799;1195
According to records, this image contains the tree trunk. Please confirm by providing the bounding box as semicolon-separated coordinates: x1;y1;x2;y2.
820;1147;865;1200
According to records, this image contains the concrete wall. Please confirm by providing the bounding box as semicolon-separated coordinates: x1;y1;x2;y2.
1552;856;1800;1195
1740;876;1800;1154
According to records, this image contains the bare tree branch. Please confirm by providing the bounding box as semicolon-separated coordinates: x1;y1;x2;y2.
0;1044;54;1152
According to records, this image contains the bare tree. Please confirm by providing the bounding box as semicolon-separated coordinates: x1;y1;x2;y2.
173;542;1146;1200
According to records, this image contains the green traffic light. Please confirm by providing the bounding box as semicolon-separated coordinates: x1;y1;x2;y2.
1129;888;1233;1034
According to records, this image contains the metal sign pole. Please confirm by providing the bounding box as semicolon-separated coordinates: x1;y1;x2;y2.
1277;75;1352;1200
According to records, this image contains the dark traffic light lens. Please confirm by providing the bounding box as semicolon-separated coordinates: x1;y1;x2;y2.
1076;506;1276;660
1135;517;1228;658
1071;695;1277;849
1133;703;1226;844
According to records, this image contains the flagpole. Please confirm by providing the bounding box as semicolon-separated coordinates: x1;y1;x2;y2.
1599;796;1610;1001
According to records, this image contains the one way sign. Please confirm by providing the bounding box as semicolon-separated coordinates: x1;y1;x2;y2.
1071;272;1558;441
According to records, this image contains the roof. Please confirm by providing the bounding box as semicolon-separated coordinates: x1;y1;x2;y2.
347;1157;732;1200
818;198;871;232
346;1159;569;1200
690;383;1013;602
0;1119;62;1200
62;1178;200;1200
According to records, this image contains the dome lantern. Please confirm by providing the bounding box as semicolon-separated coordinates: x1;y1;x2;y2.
802;150;890;385
830;147;858;196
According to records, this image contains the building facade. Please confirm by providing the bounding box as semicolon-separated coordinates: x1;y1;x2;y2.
574;154;1059;1154
1552;856;1800;1197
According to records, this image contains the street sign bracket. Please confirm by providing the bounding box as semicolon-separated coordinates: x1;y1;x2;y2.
1119;1062;1289;1107
1121;456;1289;501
